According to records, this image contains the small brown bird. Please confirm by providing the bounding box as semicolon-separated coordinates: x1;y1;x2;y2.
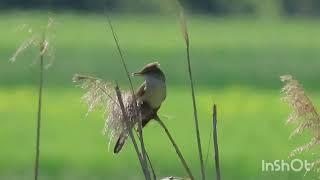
114;62;167;153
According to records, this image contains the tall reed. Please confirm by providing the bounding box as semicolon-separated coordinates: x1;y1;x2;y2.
176;4;205;180
10;18;54;180
33;33;46;180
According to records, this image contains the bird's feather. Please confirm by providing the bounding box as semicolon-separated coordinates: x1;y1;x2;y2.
135;82;146;98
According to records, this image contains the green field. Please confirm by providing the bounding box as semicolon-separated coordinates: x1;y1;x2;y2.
1;12;320;179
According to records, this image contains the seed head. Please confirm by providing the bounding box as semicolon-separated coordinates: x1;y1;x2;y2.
281;75;320;171
73;74;139;146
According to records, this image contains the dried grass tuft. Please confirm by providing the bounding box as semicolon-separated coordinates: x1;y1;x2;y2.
10;18;55;68
73;74;139;143
280;75;320;165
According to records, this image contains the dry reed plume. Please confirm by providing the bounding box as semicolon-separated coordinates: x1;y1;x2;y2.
10;18;55;67
72;74;139;144
73;73;155;179
281;75;320;170
11;18;54;180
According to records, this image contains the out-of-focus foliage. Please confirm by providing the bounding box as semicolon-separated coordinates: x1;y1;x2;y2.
0;0;319;17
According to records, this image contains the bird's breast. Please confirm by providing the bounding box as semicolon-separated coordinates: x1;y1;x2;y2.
143;77;166;109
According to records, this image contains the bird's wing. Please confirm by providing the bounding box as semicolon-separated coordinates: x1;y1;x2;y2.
135;82;146;98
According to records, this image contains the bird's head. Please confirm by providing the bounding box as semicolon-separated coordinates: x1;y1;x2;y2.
132;62;165;81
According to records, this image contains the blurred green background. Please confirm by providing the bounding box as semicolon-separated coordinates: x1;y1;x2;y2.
1;0;320;180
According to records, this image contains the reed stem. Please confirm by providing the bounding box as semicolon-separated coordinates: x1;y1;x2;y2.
106;16;150;180
34;35;45;180
154;116;195;180
178;8;205;180
115;85;150;180
135;130;157;180
213;105;221;180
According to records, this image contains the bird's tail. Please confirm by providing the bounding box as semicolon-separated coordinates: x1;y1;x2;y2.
114;132;128;153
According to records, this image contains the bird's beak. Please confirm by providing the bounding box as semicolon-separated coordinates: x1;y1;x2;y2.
132;72;142;76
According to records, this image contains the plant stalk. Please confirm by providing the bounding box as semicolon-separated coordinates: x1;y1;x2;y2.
106;16;150;180
213;105;221;180
154;116;195;180
115;85;150;180
180;9;206;180
135;130;157;180
34;38;45;180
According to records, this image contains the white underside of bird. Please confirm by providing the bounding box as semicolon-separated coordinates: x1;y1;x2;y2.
139;75;166;109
